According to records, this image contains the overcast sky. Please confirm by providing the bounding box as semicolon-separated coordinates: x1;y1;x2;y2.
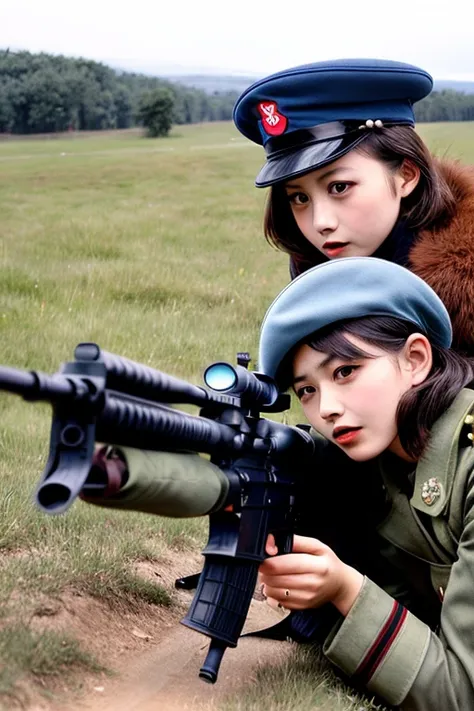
1;0;473;80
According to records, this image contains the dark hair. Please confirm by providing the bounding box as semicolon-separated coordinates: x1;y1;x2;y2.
264;126;457;275
278;316;474;460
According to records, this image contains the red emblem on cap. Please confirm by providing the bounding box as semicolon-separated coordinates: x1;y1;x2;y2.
257;101;287;136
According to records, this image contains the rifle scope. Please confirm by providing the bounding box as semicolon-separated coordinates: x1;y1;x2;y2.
204;362;279;408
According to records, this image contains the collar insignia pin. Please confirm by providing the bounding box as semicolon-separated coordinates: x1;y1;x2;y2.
421;477;442;506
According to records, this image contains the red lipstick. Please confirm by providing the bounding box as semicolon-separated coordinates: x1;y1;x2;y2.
333;426;362;445
322;241;349;258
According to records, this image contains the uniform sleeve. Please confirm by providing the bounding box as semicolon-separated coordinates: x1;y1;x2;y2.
323;473;474;710
83;448;230;517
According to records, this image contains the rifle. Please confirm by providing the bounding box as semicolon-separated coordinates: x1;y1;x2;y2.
0;343;315;683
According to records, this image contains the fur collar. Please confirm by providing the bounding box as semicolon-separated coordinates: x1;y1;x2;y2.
409;159;474;354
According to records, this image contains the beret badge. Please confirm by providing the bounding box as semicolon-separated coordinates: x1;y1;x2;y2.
257;101;287;136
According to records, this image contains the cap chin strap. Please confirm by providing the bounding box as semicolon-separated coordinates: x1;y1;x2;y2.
263;119;413;159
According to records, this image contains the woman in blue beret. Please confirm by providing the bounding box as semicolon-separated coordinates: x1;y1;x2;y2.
255;257;474;710
87;256;474;709
233;59;474;355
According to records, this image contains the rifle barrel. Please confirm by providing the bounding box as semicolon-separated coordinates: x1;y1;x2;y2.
96;394;243;454
0;366;76;401
100;351;210;407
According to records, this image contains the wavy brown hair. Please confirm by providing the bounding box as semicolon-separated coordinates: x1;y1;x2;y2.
264;126;457;275
277;316;474;460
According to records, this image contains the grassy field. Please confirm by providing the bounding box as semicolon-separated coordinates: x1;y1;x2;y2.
1;120;474;709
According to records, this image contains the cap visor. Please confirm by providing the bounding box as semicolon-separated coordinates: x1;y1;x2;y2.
255;134;368;187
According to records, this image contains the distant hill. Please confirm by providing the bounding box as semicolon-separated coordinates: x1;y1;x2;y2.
434;79;474;94
164;74;474;96
163;74;258;94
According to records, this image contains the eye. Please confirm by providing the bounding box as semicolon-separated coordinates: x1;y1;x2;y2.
295;384;316;401
287;192;309;206
334;365;359;380
329;182;351;195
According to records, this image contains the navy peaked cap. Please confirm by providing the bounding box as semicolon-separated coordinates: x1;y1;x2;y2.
258;257;452;382
233;58;433;187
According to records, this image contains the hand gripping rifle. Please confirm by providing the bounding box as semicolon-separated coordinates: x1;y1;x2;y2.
0;343;315;683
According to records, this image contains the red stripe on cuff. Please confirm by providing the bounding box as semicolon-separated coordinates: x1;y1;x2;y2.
366;607;408;680
355;601;407;685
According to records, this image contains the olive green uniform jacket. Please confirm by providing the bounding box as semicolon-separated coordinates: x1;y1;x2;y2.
88;387;474;710
318;387;474;709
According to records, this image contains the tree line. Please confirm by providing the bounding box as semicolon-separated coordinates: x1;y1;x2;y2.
1;49;473;135
414;89;474;122
0;50;238;134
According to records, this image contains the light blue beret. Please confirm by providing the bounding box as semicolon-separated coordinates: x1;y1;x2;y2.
258;257;452;380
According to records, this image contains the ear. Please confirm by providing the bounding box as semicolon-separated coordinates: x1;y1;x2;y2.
401;333;432;386
398;159;421;198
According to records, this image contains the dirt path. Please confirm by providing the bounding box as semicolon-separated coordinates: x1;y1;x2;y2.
18;554;293;711
59;600;291;711
70;628;288;711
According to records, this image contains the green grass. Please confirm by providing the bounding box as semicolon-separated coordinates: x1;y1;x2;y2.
0;624;107;711
417;121;474;162
216;645;387;711
0;624;105;677
1;120;473;707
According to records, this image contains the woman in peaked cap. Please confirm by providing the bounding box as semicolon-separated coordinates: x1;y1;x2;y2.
233;58;474;355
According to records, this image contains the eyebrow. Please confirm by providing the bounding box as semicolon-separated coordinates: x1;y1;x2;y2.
292;354;336;386
285;167;353;190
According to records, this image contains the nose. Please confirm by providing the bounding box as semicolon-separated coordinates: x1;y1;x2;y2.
312;199;338;235
318;386;343;421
